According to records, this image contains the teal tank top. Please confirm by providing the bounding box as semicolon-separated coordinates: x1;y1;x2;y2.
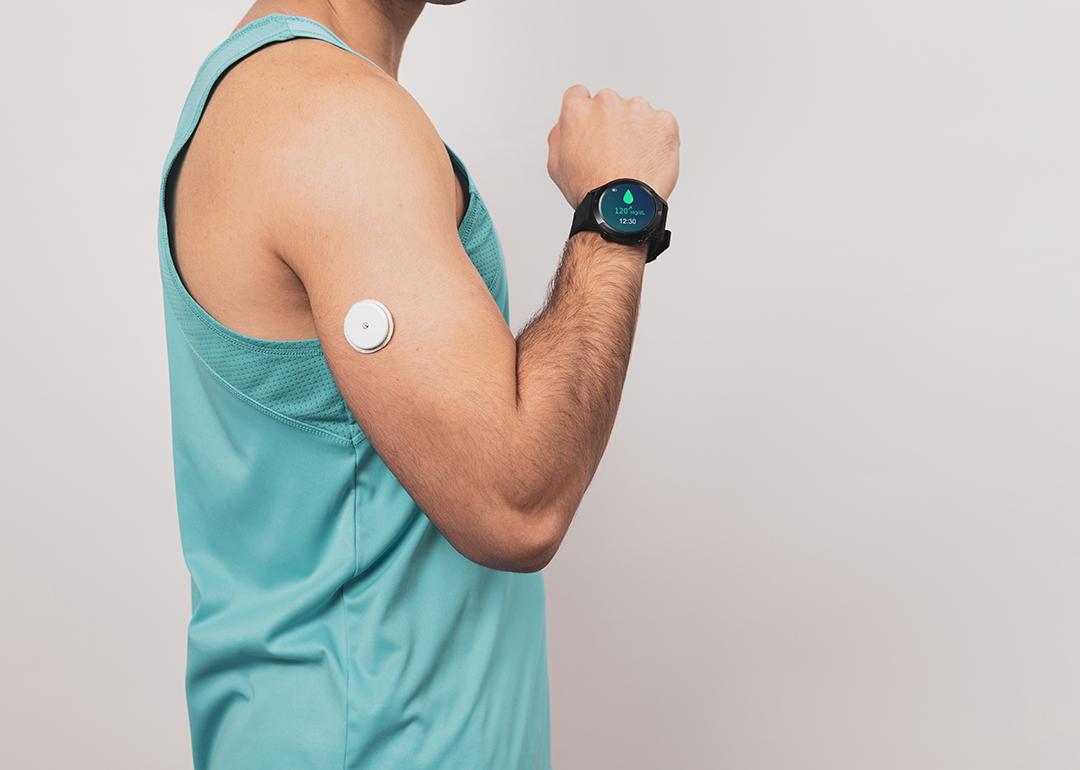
157;14;550;770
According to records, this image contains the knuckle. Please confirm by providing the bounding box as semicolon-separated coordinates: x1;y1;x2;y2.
562;96;585;118
563;83;589;103
658;109;680;133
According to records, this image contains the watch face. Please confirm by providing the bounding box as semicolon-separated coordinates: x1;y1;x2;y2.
598;181;657;234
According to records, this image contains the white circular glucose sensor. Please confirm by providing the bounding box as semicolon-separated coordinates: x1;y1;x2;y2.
343;299;394;353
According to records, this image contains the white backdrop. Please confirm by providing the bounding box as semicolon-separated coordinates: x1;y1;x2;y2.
2;1;1079;768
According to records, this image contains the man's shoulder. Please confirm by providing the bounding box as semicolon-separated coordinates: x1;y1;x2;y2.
205;38;417;149
191;35;456;243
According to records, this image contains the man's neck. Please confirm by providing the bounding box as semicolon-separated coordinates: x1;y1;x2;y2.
242;0;424;79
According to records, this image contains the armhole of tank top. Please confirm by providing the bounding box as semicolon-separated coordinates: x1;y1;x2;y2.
157;14;383;445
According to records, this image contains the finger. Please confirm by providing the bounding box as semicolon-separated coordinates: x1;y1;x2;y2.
561;84;590;116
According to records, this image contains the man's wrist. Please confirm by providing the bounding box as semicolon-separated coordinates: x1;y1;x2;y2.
566;231;648;266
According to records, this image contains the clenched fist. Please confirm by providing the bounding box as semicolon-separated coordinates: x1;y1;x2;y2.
547;85;680;208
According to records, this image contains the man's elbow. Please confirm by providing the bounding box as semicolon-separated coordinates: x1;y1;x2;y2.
431;464;582;572
471;503;571;574
502;511;566;573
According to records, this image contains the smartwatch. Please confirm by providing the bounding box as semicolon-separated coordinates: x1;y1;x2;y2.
569;178;671;263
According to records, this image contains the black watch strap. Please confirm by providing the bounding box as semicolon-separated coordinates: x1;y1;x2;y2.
568;180;671;263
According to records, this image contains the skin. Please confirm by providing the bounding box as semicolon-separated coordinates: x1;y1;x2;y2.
170;0;681;572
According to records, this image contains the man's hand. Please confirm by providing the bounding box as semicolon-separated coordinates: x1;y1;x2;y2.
547;85;681;207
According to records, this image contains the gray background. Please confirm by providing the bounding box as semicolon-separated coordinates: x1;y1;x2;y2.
2;1;1078;768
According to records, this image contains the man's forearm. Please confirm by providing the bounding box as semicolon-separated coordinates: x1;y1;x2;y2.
506;231;648;522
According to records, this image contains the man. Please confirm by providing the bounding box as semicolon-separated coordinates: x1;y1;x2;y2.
158;1;679;767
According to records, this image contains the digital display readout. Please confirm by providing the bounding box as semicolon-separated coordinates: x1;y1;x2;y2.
598;182;656;234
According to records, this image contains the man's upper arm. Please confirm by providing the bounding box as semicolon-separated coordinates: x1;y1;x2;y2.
263;69;525;559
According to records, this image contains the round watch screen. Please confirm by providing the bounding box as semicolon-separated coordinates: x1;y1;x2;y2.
598;182;656;234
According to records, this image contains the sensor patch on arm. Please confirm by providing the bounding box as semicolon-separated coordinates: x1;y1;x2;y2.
344;299;394;354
